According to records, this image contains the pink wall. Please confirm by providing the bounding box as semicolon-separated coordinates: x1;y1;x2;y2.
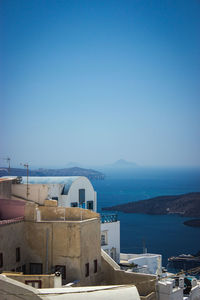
0;198;25;220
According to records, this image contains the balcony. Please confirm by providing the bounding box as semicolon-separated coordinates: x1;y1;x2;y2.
101;213;118;223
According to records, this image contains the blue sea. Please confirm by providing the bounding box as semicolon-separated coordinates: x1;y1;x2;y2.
92;167;200;266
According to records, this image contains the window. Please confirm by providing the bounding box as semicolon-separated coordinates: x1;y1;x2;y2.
25;280;42;288
30;263;43;274
71;202;78;207
55;265;66;280
85;263;89;277
52;197;58;200
16;247;20;262
16;266;22;272
87;201;93;210
101;232;108;246
79;189;85;205
0;253;3;268
94;259;97;273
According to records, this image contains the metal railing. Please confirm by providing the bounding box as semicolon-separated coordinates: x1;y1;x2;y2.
101;213;118;223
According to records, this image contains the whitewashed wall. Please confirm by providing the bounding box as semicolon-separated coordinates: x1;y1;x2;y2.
101;221;120;263
57;177;97;211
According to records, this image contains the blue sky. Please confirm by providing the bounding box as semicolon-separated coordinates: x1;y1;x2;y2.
1;0;200;168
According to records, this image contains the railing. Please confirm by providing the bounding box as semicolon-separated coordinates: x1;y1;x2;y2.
101;213;118;223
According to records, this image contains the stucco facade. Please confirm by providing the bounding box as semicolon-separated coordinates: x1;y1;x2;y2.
0;202;101;286
10;176;120;263
0;220;26;273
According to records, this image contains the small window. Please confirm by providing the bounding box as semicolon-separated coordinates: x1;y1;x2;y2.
52;197;58;200
0;253;3;268
30;263;43;274
87;201;93;210
101;232;108;246
16;247;20;262
79;189;85;205
85;263;89;277
94;259;97;273
71;202;78;207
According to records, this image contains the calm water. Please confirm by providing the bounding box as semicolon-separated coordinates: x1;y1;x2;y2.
92;167;200;266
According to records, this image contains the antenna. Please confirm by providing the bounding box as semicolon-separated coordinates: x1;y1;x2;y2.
6;157;11;169
0;157;11;174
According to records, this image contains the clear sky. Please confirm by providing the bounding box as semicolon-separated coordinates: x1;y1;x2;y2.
1;0;200;168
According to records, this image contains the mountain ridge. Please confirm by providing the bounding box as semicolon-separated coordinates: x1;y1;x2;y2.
102;192;200;217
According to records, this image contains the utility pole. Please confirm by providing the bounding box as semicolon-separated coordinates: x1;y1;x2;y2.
7;157;11;175
21;163;29;201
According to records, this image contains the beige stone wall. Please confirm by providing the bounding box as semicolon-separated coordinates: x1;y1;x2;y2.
0;221;27;273
80;218;102;286
2;273;55;288
25;217;102;285
101;254;156;299
1;202;102;286
24;202;37;221
12;184;48;204
0;181;12;199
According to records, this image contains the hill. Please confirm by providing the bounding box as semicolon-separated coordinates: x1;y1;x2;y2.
102;192;200;217
0;167;105;180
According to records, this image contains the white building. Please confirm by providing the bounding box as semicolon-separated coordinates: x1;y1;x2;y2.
11;176;120;263
101;215;120;263
12;176;97;211
120;253;162;276
157;276;200;300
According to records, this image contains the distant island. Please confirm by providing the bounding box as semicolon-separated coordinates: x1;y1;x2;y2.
101;159;139;171
0;167;105;180
102;192;200;218
109;159;138;168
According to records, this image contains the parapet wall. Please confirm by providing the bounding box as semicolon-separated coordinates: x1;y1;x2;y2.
12;184;48;205
2;272;57;288
25;202;100;222
101;252;157;299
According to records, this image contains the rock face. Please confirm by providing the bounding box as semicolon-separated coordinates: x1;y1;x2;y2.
103;193;200;217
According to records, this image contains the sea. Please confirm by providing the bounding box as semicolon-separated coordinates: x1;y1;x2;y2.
91;167;200;266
